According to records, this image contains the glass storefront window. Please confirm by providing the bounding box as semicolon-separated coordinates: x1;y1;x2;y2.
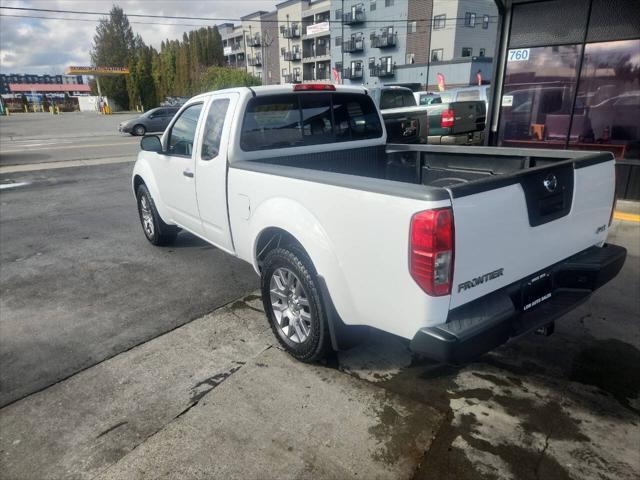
498;45;583;149
569;39;640;160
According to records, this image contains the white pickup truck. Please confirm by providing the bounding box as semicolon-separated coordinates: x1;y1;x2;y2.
132;84;626;363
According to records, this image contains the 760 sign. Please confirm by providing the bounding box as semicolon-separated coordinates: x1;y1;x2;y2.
508;48;530;62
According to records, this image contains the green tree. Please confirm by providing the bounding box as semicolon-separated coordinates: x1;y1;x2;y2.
91;5;135;108
198;66;261;93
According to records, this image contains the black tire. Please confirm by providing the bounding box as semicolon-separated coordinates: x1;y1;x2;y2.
136;184;178;246
133;124;146;136
261;247;331;362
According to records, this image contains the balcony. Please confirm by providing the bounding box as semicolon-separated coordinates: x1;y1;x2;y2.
370;32;397;49
343;67;363;80
283;50;301;61
343;9;365;25
280;25;301;39
343;38;364;53
246;34;261;47
284;72;302;83
230;43;243;52
369;63;396;77
248;55;262;67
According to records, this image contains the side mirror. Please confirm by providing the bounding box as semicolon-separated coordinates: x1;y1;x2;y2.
140;135;163;153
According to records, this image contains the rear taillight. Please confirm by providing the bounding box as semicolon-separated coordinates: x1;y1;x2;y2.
410;208;454;296
293;83;336;91
441;109;454;128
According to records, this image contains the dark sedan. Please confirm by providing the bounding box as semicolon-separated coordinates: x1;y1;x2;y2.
118;107;180;136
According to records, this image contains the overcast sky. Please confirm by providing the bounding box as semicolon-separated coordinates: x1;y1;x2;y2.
0;0;278;74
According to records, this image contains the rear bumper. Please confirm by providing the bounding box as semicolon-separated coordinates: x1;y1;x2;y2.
410;243;627;363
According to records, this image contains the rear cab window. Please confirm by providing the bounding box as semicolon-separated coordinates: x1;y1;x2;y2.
380;90;416;109
457;90;481;101
240;92;382;151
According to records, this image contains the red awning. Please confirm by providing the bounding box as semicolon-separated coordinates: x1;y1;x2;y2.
8;83;91;93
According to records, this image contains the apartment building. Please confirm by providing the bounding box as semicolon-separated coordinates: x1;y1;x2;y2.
430;0;497;62
221;23;246;70
220;0;498;89
330;0;409;88
242;12;267;81
301;0;332;82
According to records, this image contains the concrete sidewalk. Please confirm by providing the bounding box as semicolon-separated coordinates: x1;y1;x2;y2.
0;294;443;480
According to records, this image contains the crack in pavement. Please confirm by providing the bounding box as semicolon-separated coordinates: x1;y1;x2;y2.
89;343;273;480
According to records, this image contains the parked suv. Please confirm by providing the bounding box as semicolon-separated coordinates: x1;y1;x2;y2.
119;107;180;136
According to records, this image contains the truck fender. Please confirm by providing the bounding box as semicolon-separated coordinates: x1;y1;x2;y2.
132;155;172;224
247;198;357;345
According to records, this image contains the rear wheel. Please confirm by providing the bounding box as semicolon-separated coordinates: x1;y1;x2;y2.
261;247;331;362
136;184;178;246
133;124;146;136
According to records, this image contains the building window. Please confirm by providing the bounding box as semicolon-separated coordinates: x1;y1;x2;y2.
335;9;342;20
431;49;443;62
336;36;342;47
370;0;376;12
433;14;446;30
408;21;417;34
482;15;490;29
461;47;472;57
281;47;286;56
406;53;415;64
479;48;486;57
569;39;640;162
465;12;476;27
336;62;343;70
385;0;394;7
282;68;288;77
498;44;583;149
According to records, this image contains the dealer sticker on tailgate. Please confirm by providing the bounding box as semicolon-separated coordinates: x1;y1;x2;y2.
522;271;552;311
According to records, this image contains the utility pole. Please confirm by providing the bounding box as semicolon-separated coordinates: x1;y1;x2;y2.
262;31;275;86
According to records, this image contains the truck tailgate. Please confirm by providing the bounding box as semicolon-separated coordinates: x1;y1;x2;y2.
448;157;615;309
450;101;486;134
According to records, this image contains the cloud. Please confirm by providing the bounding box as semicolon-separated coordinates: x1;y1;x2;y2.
0;0;274;74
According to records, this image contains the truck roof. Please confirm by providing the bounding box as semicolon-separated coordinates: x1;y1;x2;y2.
192;84;368;100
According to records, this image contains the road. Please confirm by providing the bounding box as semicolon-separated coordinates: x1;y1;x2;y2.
0;162;259;407
0;112;141;166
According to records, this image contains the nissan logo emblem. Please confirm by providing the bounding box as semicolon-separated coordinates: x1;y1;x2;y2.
543;174;558;193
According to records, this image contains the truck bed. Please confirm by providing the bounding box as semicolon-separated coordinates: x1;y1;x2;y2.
238;143;612;195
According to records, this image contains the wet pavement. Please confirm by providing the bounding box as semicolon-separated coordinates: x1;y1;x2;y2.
1;217;637;480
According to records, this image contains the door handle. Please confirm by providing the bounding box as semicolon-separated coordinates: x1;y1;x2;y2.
183;170;194;178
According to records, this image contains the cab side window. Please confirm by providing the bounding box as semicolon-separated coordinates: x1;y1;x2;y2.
201;99;230;160
167;103;203;156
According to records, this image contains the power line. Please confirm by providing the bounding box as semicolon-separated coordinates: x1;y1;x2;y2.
0;13;216;27
0;12;499;33
0;5;498;24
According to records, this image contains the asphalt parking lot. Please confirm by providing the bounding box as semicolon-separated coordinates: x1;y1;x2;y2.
0;113;638;479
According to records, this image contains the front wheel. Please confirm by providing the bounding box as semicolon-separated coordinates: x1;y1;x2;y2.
261;247;331;362
136;184;178;246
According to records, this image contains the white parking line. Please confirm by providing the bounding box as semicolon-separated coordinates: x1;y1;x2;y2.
0;182;30;190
